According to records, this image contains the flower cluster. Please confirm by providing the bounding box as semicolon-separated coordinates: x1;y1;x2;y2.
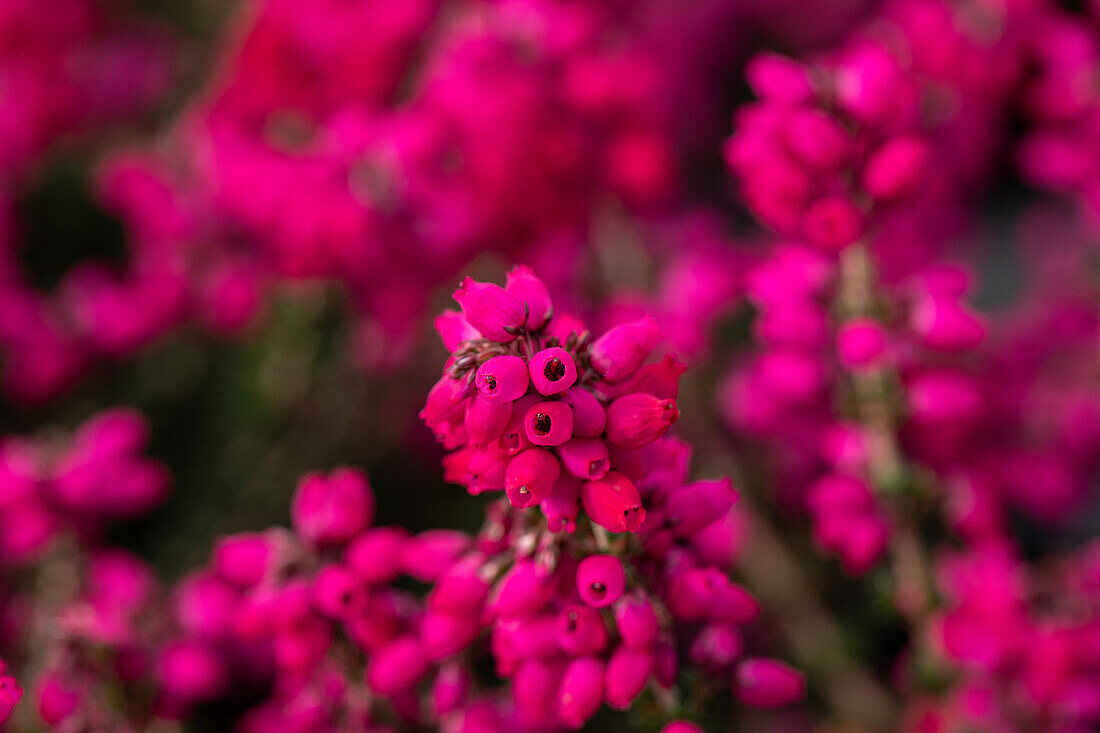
0;408;169;566
424;267;682;533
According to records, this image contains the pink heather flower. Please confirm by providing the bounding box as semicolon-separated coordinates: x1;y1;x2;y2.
910;296;986;352
514;659;561;724
836;317;888;371
346;527;410;584
213;533;273;588
605;393;680;449
290;467;375;546
432;662;469;717
505;448;561;508
564;387;606;437
662;722;705;733
605;646;651;709
862;136;930;200
581;471;645;533
505;265;553;330
0;663;20;725
156;640;229;704
745;52;813;103
368;637;429;696
523;401;574;446
558;437;610;480
589;316;662;382
734;658;806;708
614;594;660;649
490;560;552;619
541;475;581;532
557;605;610;656
476;356;530;403
35;672;79;727
465;397;513;449
612;354;686;400
690;624;744;670
435;310;481;353
400;530;471;583
452;277;527;343
665;479;738;536
558;657;605;729
529;347;578;395
576;555;626;608
802;195;865;250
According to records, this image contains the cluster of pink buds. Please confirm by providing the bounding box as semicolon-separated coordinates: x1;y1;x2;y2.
417;268;803;729
425;266;683;533
0;408;169;565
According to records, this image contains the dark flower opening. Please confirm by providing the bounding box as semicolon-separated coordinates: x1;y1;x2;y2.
533;412;552;435
544;357;567;382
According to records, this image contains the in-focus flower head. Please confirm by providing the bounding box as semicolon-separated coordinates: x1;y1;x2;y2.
424;265;682;533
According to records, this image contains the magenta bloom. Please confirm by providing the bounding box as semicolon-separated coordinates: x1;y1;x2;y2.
605;393;680;448
452;277;527;342
290;467;375;547
734;657;806;707
524;401;574;446
529;347;578;395
576;554;626;608
476;355;530;402
581;471;645;533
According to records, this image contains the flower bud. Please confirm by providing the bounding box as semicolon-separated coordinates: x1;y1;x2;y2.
524;401;574;446
606;393;679;449
401;530;471;582
910;296;985;352
499;395;538;455
156;640;228;703
690;624;743;669
605;646;651;709
542;475;580;533
432;662;469;717
612;354;686;399
745;52;813;103
564;387;606;437
421;374;472;429
505;265;553;330
556;604;609;656
862;136;930;201
558;657;605;729
662;722;704;733
654;638;678;688
802;195;864;251
313;563;366;618
429;554;490;615
476;355;530;402
490;560;552;618
368;637;429;695
453;277;526;342
837;317;888;370
559;437;609;480
665;479;738;536
590;316;661;382
582;471;645;533
421;609;480;660
529;347;578;395
346;526;409;584
577;554;626;608
290;467;375;546
734;658;806;707
435;310;479;352
505;448;561;508
463;400;510;454
213;533;273;588
614;594;660;649
514;659;561;724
